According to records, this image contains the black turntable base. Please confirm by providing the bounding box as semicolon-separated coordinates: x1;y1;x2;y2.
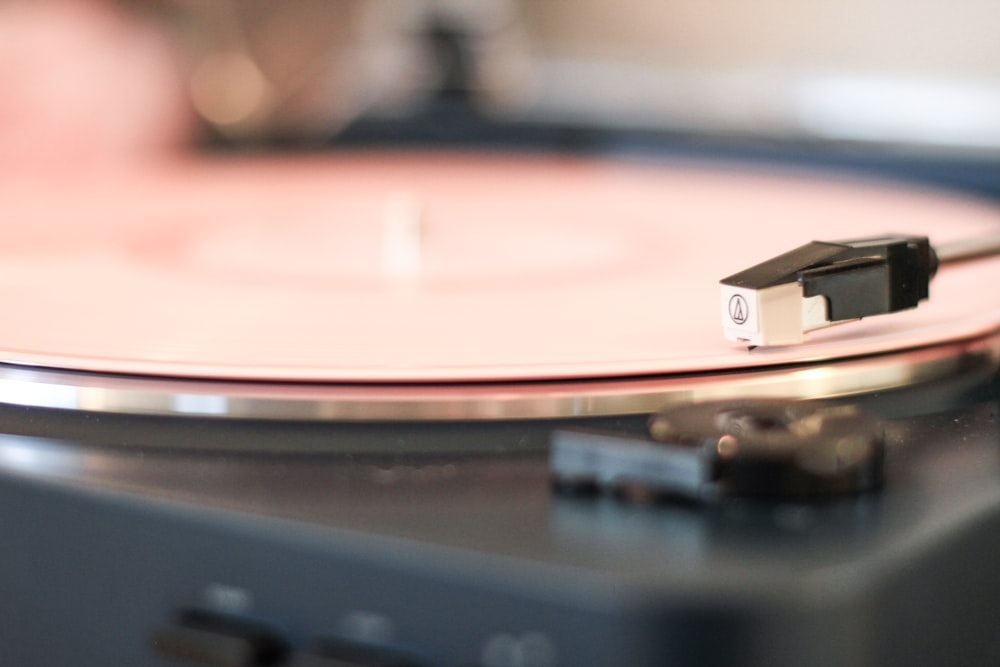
3;153;1000;667
3;381;1000;667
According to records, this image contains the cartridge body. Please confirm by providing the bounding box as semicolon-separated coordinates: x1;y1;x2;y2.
720;236;937;346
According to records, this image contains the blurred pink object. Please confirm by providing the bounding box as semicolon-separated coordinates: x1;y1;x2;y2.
0;0;190;169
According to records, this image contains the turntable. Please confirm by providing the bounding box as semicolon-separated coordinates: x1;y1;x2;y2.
4;3;1000;667
0;149;998;667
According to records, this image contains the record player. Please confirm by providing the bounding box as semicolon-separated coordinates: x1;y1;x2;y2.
3;3;1000;666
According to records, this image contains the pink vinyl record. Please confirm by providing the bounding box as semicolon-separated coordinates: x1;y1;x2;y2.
1;152;999;383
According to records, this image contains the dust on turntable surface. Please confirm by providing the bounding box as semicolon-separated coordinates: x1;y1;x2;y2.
1;151;1000;429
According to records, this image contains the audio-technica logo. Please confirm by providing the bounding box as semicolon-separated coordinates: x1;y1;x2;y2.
728;294;749;325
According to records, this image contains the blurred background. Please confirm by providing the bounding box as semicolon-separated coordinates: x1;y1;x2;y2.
1;0;999;192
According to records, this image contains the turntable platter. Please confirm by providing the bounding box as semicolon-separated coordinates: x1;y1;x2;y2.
1;152;1000;385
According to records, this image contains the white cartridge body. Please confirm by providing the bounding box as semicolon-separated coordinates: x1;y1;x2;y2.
720;283;833;346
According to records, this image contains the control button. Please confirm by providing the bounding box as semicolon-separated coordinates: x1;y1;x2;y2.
149;608;287;667
288;639;424;667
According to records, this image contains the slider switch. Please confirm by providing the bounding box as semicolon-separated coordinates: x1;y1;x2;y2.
150;608;288;667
